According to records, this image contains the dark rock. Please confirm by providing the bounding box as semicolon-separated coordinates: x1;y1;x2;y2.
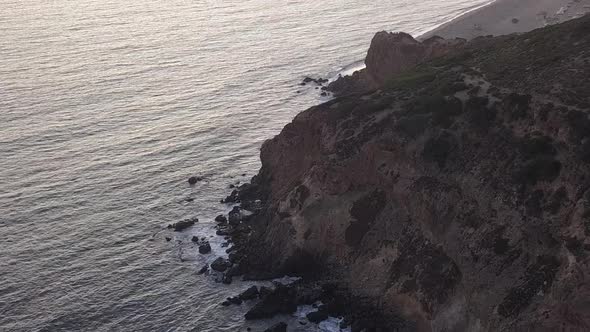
199;242;212;254
197;264;208;275
228;252;241;263
171;218;197;232
222;190;239;204
228;209;241;226
258;286;272;298
320;92;327;96
211;257;232;272
263;322;287;332
225;264;243;277
215;215;227;223
185;197;194;202
303;77;314;83
227;296;242;305
222;274;232;284
188;176;203;185
216;229;230;236
221;300;231;306
191;236;199;243
244;284;297;320
165;237;171;242
306;310;329;323
239;286;259;301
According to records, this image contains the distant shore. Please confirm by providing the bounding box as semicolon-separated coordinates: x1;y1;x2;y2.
421;0;590;40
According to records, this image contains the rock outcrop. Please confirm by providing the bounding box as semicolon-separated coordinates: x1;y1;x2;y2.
327;32;465;97
239;15;590;331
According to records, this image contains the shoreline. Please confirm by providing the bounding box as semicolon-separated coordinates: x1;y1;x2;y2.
331;0;590;80
232;13;590;331
212;2;590;331
421;0;590;40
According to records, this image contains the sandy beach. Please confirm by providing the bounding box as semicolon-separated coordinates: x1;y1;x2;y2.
421;0;590;40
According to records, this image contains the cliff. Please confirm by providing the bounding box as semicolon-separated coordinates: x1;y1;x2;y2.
238;15;590;331
327;32;465;97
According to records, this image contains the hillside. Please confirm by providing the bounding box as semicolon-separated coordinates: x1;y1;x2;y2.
229;15;590;331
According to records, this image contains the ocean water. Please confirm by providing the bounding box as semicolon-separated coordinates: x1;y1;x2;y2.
0;0;492;331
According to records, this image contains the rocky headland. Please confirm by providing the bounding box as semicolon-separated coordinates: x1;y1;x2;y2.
215;14;590;331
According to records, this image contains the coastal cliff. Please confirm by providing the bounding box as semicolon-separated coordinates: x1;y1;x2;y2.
236;15;590;331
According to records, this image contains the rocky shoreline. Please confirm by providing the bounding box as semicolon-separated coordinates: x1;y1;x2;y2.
202;14;590;331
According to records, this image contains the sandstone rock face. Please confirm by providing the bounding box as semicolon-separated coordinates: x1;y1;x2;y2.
365;32;465;86
243;16;590;331
328;32;465;96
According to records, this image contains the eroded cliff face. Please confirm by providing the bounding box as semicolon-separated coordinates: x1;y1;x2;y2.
243;16;590;331
327;32;465;97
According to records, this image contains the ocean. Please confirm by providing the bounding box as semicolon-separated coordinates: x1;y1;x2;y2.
0;0;492;331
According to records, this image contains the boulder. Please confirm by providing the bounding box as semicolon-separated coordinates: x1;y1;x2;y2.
211;257;232;272
214;215;227;223
170;218;197;232
188;176;203;185
216;229;230;236
199;242;212;254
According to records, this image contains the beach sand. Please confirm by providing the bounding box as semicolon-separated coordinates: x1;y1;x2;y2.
421;0;590;40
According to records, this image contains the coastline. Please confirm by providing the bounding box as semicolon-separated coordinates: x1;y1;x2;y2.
232;13;590;330
330;0;590;86
421;0;590;39
211;1;590;331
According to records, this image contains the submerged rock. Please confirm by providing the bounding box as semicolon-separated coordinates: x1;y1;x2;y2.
197;264;208;275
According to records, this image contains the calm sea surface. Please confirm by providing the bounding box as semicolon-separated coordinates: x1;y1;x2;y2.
1;1;491;331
